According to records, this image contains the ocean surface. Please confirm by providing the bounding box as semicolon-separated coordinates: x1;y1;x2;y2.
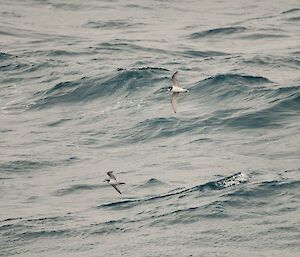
1;0;300;256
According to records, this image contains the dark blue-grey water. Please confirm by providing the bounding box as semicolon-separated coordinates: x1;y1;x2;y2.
1;0;300;256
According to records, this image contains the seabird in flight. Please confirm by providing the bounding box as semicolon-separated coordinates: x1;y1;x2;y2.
168;71;188;113
103;171;125;194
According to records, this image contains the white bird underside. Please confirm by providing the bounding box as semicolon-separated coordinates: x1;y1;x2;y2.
171;86;187;93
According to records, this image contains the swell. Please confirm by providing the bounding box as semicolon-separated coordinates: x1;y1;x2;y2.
195;73;271;87
0;24;76;41
190;73;299;104
287;16;300;21
240;55;300;70
54;184;104;196
0;11;21;18
151;179;300;226
31;1;92;11
189;73;273;103
137;178;166;188
281;7;300;21
93;41;174;56
92;40;229;57
282;8;300;14
0;160;55;173
16;69;297;141
97;174;299;229
223;91;300;129
99;172;248;210
181;50;228;57
0;59;29;73
189;26;288;41
84;20;144;29
31;71;299;134
0;53;63;76
0;157;78;173
116;73;299;142
240;33;289;40
189;26;247;39
0;52;15;61
0;215;75;255
226;180;300;199
2;177;298;252
30;68;168;109
190;74;299;129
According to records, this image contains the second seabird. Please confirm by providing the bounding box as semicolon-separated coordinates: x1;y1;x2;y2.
103;171;125;194
168;71;189;113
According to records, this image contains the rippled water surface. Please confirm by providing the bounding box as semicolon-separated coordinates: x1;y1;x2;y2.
1;0;300;256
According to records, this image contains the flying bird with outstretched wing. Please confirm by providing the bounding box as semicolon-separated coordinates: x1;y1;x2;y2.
168;71;189;113
103;171;125;194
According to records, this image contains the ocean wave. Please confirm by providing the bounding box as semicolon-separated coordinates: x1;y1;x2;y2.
224;91;300;129
0;61;29;73
94;41;172;56
32;1;90;11
98;175;299;228
31;68;168;109
189;73;272;103
84;20;142;29
190;74;299;108
189;26;247;39
192;172;248;191
282;8;300;14
46;49;94;57
114;116;203;143
0;11;21;18
152;179;300;225
54;184;103;196
95;173;248;228
93;40;227;59
0;52;15;61
47;118;72;127
240;55;300;69
125;4;153;10
1;0;299;254
99;172;248;210
240;33;289;40
0;214;74;245
182;50;229;57
139;178;166;188
0;53;58;77
103;72;298;140
270;90;300;111
0;157;78;173
226;179;300;199
12;228;70;239
287;16;300;22
198;73;271;85
0;160;54;173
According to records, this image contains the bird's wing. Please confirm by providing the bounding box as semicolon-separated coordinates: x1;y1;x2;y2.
171;71;179;86
171;92;179;113
111;184;122;194
107;171;116;180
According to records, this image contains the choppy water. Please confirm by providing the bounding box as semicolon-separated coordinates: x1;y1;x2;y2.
1;0;300;256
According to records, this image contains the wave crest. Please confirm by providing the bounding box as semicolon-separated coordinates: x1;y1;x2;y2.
31;68;168;109
189;26;247;39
